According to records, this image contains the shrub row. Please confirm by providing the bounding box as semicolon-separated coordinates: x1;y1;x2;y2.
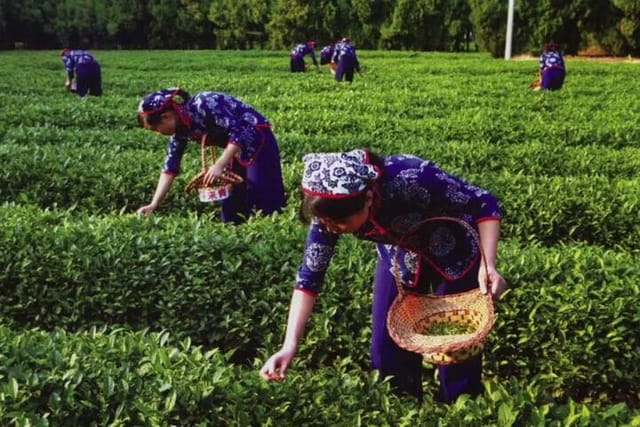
0;205;638;403
5;126;640;179
2;141;639;249
1;324;638;426
2;52;639;150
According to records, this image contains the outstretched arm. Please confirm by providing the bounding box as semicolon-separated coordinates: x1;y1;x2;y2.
260;289;317;381
477;219;507;298
137;172;175;216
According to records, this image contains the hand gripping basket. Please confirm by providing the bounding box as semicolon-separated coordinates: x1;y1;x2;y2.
184;135;243;203
386;217;496;365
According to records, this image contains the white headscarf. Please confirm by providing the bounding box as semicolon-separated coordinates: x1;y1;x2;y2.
301;149;380;198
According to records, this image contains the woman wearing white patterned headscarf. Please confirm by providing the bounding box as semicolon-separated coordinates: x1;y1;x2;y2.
260;148;507;403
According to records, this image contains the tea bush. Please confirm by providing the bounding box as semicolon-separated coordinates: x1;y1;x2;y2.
1;50;639;423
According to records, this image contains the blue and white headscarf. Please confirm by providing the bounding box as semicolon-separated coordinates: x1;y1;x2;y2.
301;149;381;198
138;87;189;116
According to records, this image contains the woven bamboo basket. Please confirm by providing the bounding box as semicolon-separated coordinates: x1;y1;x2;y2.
386;217;496;365
530;77;541;90
184;135;243;203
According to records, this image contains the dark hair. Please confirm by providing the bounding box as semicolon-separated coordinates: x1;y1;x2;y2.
544;42;560;52
137;88;191;128
141;110;164;127
138;110;165;128
299;190;369;223
298;150;383;223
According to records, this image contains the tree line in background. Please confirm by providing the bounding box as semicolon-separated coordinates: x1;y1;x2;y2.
1;0;639;56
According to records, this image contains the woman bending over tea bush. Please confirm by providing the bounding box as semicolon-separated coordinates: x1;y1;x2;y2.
260;149;507;403
290;41;319;72
536;42;566;90
60;48;102;96
137;88;286;224
331;38;361;83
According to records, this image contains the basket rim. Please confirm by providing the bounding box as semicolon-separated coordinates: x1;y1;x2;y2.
184;170;243;192
387;288;495;355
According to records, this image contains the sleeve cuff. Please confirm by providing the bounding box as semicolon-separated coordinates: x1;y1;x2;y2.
293;287;318;297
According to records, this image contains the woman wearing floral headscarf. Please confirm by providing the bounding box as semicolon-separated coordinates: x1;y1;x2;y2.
331;38;361;82
290;41;319;72
536;42;566;90
60;48;102;96
137;87;286;224
260;149;507;403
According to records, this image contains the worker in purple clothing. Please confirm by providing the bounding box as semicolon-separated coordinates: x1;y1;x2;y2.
331;38;361;83
320;43;336;75
320;44;334;65
137;87;286;224
290;41;319;72
538;42;566;90
60;48;102;96
260;148;507;403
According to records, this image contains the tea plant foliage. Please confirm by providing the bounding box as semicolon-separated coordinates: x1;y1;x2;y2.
0;50;639;424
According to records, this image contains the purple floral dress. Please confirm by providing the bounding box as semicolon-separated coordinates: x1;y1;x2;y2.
295;153;501;294
539;50;566;90
290;44;318;72
60;49;101;96
164;92;286;223
295;153;501;402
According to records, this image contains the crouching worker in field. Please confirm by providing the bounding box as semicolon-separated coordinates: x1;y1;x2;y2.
137;87;286;224
290;41;319;73
260;149;507;403
535;42;565;90
60;48;102;96
331;38;361;82
320;43;335;66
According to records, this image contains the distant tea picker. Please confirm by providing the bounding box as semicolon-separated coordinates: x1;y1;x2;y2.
531;42;565;91
60;48;102;96
331;38;362;82
136;87;286;224
290;41;319;73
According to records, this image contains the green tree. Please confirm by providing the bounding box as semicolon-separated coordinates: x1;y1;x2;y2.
267;0;344;49
95;0;147;48
0;0;7;48
3;0;58;48
611;0;640;54
177;0;215;48
469;0;514;57
208;0;270;49
146;0;180;48
351;0;394;48
381;0;462;50
54;0;106;48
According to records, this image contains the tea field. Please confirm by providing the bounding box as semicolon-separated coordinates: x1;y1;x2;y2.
0;50;639;426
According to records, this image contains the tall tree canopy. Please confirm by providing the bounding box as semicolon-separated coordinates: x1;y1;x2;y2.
1;0;638;55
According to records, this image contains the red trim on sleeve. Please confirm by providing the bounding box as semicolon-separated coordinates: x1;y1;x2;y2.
162;171;178;177
293;287;318;297
475;216;501;224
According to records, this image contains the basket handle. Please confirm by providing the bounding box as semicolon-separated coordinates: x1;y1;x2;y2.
392;216;489;298
200;134;216;172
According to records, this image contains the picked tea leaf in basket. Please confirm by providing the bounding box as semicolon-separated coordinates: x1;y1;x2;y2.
184;135;244;203
386;216;496;365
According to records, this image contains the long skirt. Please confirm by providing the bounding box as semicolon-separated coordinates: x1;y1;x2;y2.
75;61;102;96
334;56;357;82
221;129;286;224
540;67;565;90
371;245;484;403
290;55;306;72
